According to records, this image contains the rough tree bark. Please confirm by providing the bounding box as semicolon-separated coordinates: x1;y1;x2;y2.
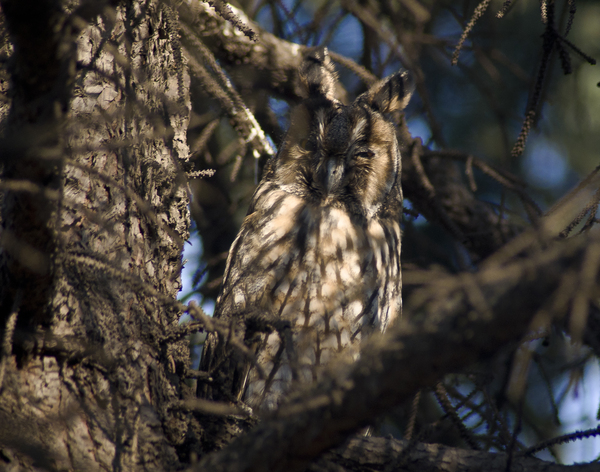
0;1;191;470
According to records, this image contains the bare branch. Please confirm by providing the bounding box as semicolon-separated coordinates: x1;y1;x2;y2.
309;436;598;472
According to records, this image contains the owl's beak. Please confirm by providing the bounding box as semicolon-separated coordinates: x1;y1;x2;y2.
323;158;344;194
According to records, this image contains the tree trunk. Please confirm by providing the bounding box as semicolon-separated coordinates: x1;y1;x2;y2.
0;2;191;470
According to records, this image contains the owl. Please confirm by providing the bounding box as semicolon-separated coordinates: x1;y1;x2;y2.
200;48;413;413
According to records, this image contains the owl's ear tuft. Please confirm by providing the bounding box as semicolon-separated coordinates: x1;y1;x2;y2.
359;70;414;115
299;47;338;101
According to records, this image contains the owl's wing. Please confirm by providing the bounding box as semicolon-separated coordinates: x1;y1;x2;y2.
197;182;280;405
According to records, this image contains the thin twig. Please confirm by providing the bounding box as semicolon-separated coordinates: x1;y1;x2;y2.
434;382;481;450
452;0;492;66
205;0;257;42
404;390;421;440
0;291;21;393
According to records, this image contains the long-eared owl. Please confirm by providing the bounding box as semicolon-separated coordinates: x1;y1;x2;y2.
200;48;413;412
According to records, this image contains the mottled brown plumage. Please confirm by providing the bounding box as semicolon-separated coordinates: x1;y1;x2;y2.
200;49;413;412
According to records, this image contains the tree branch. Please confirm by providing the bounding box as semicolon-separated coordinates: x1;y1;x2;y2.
308;436;598;472
178;1;306;100
195;226;596;472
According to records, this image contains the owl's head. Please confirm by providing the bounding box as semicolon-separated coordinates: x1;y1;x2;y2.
271;48;413;219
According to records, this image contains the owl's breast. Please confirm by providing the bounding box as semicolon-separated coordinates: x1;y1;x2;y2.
227;188;400;333
221;187;401;411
